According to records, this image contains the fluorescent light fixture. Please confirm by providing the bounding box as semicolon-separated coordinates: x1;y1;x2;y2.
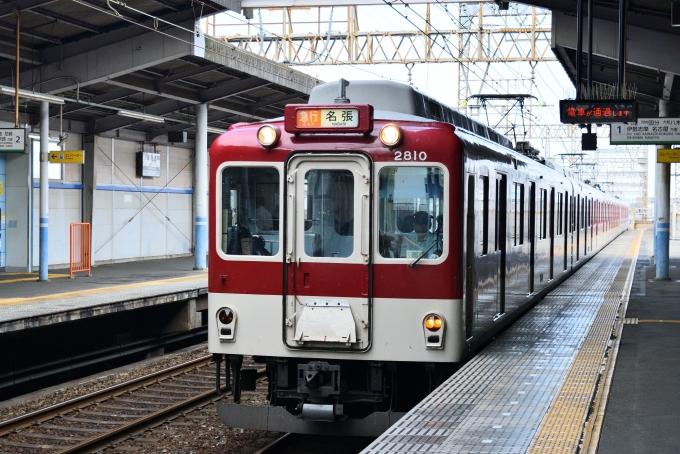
117;110;165;123
0;86;65;104
206;126;227;134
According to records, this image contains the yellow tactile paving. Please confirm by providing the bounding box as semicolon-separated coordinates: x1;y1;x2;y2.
0;274;207;307
0;274;70;284
527;231;641;454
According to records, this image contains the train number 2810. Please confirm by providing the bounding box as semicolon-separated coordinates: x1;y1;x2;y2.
394;151;428;161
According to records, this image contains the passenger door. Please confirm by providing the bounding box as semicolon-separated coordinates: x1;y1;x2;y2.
283;154;372;351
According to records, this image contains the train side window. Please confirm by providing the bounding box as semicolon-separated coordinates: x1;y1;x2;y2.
377;166;445;260
540;188;548;240
581;197;585;230
221;166;280;256
480;175;489;255
557;192;563;236
512;182;524;246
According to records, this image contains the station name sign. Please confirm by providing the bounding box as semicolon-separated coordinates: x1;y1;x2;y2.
284;104;373;134
559;99;637;124
0;128;25;153
610;118;680;145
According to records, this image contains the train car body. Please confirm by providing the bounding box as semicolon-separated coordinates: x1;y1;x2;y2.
208;80;628;435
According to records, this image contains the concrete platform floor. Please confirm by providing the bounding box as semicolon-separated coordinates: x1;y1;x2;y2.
598;230;680;453
0;256;206;300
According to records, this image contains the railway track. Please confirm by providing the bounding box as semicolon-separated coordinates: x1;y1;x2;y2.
254;432;373;454
0;355;262;453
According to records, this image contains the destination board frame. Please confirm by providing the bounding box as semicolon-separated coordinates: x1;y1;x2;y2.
0;128;26;153
610;118;680;145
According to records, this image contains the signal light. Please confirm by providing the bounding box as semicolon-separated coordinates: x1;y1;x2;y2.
257;124;280;148
379;124;403;148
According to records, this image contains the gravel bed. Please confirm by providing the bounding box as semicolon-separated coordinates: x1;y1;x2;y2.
103;382;279;454
0;344;213;423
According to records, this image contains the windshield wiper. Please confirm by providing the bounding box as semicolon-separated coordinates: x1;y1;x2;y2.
408;240;438;268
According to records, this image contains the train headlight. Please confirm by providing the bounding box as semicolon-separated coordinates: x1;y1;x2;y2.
257;124;280;149
379;124;403;148
217;307;237;342
423;313;445;349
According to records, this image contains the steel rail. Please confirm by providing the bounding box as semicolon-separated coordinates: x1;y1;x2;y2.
57;367;267;454
255;432;299;454
56;381;229;454
0;354;213;437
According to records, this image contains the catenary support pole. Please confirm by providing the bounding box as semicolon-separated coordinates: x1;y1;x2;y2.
194;103;208;270
39;100;50;281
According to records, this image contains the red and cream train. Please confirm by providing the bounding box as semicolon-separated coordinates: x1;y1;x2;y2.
208;80;628;435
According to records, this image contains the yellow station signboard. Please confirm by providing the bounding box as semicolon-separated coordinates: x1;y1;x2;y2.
657;148;680;163
49;150;84;164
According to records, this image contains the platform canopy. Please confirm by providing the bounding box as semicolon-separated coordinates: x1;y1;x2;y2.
0;0;322;142
524;0;679;118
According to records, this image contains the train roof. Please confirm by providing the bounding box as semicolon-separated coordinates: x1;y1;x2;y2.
309;80;514;150
310;80;581;186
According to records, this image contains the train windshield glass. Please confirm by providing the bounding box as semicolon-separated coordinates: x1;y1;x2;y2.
221;166;280;256
303;169;354;258
378;167;445;260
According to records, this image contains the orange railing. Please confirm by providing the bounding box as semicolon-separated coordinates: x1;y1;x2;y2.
70;223;91;277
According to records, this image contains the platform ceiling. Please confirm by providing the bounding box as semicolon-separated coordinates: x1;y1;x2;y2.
522;0;678;117
0;0;321;142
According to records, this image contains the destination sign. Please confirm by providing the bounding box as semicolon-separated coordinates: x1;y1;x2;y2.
560;99;637;124
610;118;680;145
49;150;84;164
0;128;25;153
284;104;373;134
295;108;359;128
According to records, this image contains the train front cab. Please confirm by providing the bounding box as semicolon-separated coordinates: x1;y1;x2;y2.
209;114;465;433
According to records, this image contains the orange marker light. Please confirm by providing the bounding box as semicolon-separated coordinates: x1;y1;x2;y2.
218;309;234;325
425;315;443;331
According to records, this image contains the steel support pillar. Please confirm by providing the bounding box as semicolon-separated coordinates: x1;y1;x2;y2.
39;101;49;282
655;98;671;280
194;103;208;270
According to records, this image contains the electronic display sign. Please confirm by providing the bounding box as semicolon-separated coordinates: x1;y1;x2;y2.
560;100;637;124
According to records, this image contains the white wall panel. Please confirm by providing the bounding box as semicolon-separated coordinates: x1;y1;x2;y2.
94;190;113;261
92;139;194;263
29;131;83;268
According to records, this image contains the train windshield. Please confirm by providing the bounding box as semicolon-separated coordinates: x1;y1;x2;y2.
220;166;280;256
378;166;445;260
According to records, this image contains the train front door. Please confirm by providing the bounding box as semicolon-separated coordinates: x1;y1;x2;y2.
283;154;372;351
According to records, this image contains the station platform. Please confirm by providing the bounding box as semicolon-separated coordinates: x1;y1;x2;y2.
363;229;654;454
0;257;207;334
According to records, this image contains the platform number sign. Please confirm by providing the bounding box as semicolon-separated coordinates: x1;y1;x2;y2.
0;128;25;153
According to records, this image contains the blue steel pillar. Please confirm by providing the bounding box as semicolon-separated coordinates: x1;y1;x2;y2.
39;100;49;281
655;98;671;280
193;103;208;270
